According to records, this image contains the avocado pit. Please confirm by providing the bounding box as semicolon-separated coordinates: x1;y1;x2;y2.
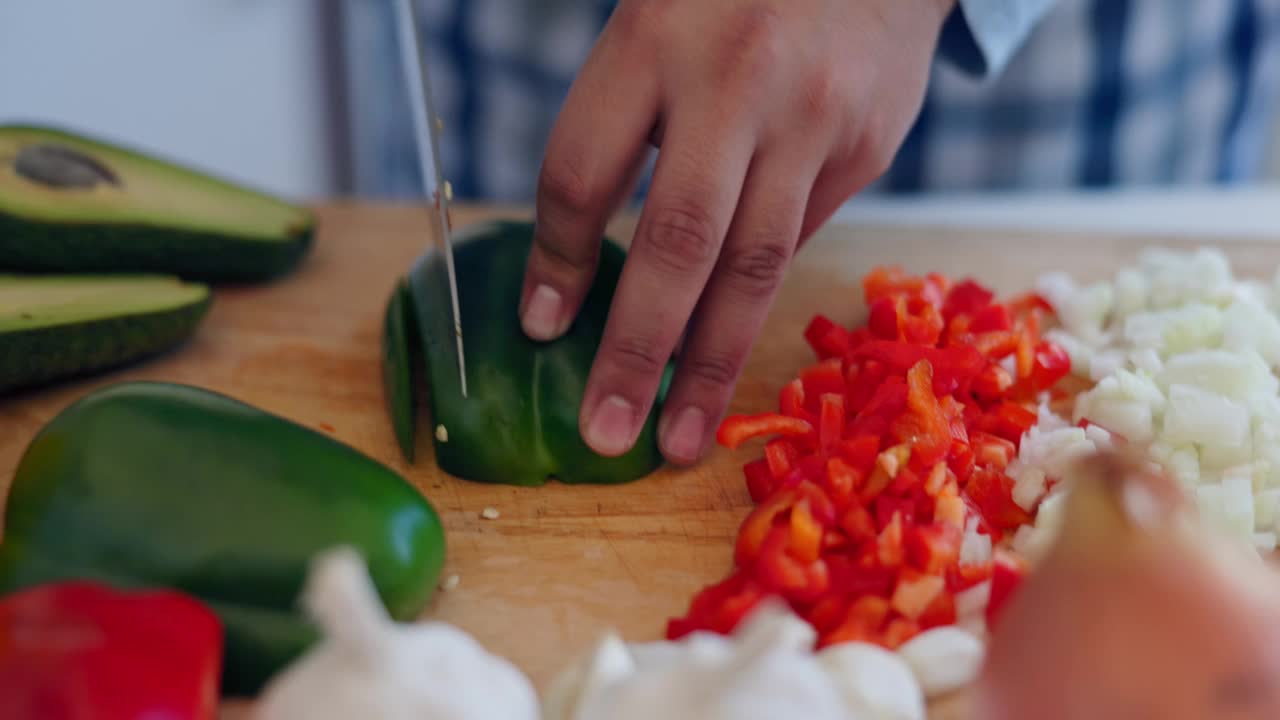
15;142;122;190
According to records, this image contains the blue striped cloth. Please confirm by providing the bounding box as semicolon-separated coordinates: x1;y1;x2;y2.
342;0;1280;202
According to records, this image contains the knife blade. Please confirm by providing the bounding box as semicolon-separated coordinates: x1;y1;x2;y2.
393;0;468;398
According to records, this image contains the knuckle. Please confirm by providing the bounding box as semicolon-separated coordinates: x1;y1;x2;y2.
607;334;669;377
617;0;671;44
800;65;843;119
538;153;600;217
860;111;901;178
642;204;721;276
724;240;792;299
722;5;785;80
685;350;744;389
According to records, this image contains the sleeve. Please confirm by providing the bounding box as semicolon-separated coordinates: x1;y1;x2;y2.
935;0;1061;77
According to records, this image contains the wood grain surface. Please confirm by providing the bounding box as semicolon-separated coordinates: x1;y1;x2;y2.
2;202;1275;719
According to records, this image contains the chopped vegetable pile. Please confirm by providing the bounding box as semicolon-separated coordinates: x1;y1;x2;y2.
667;266;1074;650
1030;249;1280;555
671;247;1280;659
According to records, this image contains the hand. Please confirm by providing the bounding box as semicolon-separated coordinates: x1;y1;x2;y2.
519;0;956;465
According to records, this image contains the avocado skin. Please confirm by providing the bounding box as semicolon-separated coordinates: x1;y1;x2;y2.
0;285;212;396
0;212;314;284
0;381;448;696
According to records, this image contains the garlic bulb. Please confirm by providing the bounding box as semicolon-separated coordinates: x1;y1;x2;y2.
254;546;539;720
895;627;984;699
817;642;926;720
545;601;927;720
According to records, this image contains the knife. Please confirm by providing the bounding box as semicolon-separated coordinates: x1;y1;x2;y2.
393;0;469;398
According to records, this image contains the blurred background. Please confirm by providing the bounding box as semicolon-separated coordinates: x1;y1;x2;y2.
2;0;1278;206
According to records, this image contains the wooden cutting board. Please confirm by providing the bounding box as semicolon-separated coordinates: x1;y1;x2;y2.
2;202;1276;718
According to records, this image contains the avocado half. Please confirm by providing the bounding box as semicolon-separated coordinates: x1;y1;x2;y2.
0;274;211;394
0;124;315;283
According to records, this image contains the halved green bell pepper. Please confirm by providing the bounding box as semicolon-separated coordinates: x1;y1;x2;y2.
384;219;671;486
0;381;446;697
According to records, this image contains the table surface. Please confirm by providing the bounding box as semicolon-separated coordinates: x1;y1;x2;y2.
3;199;1278;719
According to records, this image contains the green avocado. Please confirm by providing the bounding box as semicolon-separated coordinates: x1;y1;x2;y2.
0;381;447;696
0;124;314;282
384;219;672;486
0;274;211;395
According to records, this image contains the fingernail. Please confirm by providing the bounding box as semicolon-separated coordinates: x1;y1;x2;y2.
584;395;637;457
662;406;706;464
522;284;563;340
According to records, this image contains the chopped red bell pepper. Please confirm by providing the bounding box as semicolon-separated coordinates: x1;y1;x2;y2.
735;488;800;566
868;297;902;341
876;512;906;568
934;492;968;530
906;523;963;575
1029;340;1072;390
971;432;1017;470
942;279;995;319
804;315;853;359
821;595;892;647
881;618;922;649
801;359;845;411
717;413;815;449
779;378;813;423
764;438;800;479
819;393;845;455
666;572;766;639
677;263;1058;655
946;560;994;593
0;581;223;720
839;503;877;544
743;458;775;503
890;569;947;620
838;435;882;473
852;341;985;385
918;587;958;630
790;499;825;564
967;467;1032;530
970;304;1012;332
985;549;1029;628
756;526;831;603
976;402;1039;446
825;457;860;510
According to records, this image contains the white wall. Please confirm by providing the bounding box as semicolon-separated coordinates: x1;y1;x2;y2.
0;1;338;201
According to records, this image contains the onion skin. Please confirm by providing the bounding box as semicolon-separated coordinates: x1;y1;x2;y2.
974;451;1280;719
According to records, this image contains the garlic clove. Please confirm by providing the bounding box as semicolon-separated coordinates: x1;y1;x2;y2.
627;632;733;670
541;632;636;720
553;603;849;720
896;627;985;699
817;642;926;720
255;546;540;720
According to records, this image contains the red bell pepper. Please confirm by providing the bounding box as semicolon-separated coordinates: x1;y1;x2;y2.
717;413;815;449
967;467;1032;530
942;279;995;320
804;314;853;359
970;304;1012;333
985;549;1029;628
852;341;985;386
0;581;222;720
1029;340;1072;390
679;263;1062;656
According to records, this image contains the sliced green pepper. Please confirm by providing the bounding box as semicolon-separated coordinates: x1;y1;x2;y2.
0;381;446;697
384;219;671;486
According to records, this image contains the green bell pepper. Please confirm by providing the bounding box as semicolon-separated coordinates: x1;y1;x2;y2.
0;381;446;697
384;219;671;486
